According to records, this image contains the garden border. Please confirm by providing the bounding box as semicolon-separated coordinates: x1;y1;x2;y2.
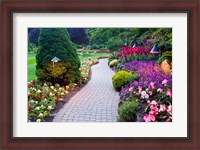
0;0;199;149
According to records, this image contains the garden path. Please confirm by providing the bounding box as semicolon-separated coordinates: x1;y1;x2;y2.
52;58;119;122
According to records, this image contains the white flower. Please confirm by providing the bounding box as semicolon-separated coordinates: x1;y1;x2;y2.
38;113;43;118
141;90;146;96
50;86;54;89
54;89;57;92
43;83;47;86
49;92;53;96
37;90;41;93
36;119;41;122
65;91;69;94
35;106;40;110
61;92;65;95
40;105;44;109
47;105;52;110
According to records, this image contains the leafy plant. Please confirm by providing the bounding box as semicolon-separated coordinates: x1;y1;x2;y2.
36;28;81;85
156;51;172;64
109;59;118;67
112;70;139;91
118;100;139;122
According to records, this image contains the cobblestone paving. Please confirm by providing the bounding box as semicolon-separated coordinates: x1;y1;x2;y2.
52;58;119;122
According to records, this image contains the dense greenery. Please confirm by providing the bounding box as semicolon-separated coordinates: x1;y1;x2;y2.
112;70;139;91
28;28;172;53
67;28;89;45
86;28;172;51
118;100;139;122
36;28;81;85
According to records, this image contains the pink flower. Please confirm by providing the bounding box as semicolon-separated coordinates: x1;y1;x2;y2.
157;88;163;93
141;90;147;99
166;88;172;98
150;100;158;106
159;104;166;112
162;79;168;86
166;116;172;122
144;94;149;99
138;86;142;92
149;114;156;121
167;104;172;115
143;114;151;122
129;87;133;92
148;91;153;96
149;82;155;89
150;106;159;115
143;114;156;122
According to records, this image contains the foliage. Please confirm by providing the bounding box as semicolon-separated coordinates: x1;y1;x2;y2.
108;51;118;64
67;28;89;45
28;28;41;45
156;51;172;64
28;42;38;53
36;28;81;85
151;28;172;51
109;59;118;67
112;70;139;91
118;100;139;122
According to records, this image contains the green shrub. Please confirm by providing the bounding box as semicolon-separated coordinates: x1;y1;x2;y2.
109;59;118;67
108;51;118;64
112;71;138;91
127;74;140;83
118;100;139;122
36;28;81;85
156;51;172;64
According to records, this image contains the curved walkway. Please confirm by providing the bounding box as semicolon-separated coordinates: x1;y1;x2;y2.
52;58;119;122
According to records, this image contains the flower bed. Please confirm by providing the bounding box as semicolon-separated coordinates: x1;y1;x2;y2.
28;57;99;122
117;46;151;59
28;80;70;122
118;60;172;122
80;57;99;83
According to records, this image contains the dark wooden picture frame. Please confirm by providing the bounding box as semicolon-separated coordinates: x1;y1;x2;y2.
0;0;199;149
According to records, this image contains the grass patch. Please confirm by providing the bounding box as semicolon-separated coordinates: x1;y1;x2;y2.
78;53;110;61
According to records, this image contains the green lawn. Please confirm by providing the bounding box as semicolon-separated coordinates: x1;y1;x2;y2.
28;52;110;81
28;53;37;81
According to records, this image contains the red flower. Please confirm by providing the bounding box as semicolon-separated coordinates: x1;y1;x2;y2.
46;91;50;96
32;79;36;84
56;94;60;99
28;83;33;88
40;94;44;100
28;105;32;111
56;98;60;104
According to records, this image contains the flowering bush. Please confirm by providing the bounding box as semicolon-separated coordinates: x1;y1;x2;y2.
28;80;70;122
143;100;172;122
117;46;151;59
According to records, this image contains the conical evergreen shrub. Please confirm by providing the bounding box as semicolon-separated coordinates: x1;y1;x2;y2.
36;28;81;85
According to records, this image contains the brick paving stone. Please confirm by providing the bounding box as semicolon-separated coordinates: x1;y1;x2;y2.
52;59;119;122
